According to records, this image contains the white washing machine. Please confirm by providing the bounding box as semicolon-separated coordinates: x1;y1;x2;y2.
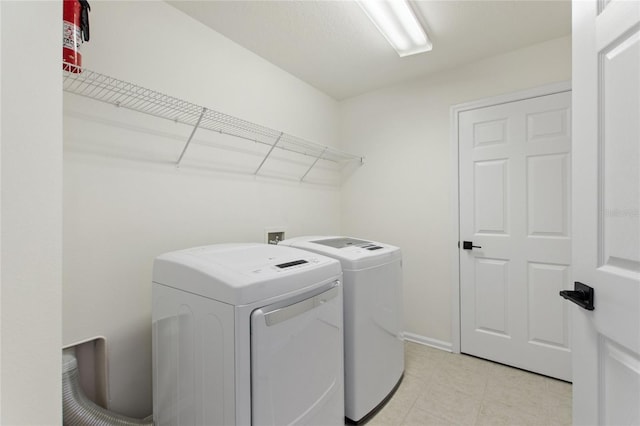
152;243;344;426
279;236;404;423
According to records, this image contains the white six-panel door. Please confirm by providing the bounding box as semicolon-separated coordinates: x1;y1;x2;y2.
459;91;572;381
571;0;640;424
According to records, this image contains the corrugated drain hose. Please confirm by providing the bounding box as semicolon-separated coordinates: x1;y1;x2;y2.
63;353;152;426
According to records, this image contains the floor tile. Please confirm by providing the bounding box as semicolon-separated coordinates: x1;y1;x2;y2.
365;342;573;425
430;361;488;398
366;373;425;426
402;405;457;426
475;400;548;426
413;381;482;426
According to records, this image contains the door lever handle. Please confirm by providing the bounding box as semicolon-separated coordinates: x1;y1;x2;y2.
462;241;482;250
559;282;594;311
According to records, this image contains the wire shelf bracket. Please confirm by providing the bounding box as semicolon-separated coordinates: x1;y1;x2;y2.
176;107;207;167
62;64;364;181
254;132;283;175
300;147;327;182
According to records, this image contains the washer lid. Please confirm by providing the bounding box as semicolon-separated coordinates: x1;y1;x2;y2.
310;237;371;249
279;236;401;270
152;243;341;305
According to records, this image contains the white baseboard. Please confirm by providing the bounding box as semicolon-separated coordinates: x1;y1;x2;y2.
403;332;453;353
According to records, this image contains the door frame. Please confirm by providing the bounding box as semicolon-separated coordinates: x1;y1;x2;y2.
449;81;572;353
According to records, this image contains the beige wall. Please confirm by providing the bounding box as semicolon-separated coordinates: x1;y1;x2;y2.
64;1;343;417
339;36;572;347
1;1;63;424
0;1;573;420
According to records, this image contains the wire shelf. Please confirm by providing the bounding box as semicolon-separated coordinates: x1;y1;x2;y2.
63;63;364;180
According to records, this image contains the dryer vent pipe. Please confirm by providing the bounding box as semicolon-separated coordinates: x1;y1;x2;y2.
63;353;152;426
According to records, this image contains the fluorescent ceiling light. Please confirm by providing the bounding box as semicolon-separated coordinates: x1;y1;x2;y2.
357;0;432;57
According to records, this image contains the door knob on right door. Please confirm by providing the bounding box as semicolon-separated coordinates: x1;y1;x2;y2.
559;281;595;311
462;241;482;250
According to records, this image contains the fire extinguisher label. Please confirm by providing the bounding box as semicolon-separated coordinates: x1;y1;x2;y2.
63;21;82;51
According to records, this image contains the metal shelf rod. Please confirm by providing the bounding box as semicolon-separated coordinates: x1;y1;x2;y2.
254;132;283;175
300;147;327;182
176;107;207;166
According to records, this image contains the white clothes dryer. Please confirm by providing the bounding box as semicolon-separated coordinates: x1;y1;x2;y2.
279;236;404;423
152;243;344;426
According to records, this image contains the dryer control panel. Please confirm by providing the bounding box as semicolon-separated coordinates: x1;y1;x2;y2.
275;259;308;268
252;256;323;275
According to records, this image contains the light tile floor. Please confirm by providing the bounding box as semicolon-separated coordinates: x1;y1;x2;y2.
366;342;572;426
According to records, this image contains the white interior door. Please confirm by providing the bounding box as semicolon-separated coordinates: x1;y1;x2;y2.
459;90;572;381
570;0;640;424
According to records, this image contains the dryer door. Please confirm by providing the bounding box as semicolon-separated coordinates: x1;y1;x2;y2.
250;281;344;426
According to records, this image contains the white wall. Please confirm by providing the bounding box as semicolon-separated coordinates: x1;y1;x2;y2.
64;2;571;417
1;1;63;424
339;36;572;347
63;1;343;417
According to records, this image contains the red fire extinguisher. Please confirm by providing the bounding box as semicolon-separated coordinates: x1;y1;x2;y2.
62;0;90;73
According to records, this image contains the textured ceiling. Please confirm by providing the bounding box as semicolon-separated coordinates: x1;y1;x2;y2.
167;0;571;100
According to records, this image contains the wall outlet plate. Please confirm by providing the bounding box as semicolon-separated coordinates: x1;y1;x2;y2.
265;228;286;245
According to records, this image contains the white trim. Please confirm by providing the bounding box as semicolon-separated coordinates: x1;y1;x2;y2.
449;81;572;354
403;332;453;353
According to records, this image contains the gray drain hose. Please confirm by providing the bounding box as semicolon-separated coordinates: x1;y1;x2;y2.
63;353;152;426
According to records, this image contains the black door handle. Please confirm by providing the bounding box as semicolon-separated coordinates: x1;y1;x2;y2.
559;282;594;311
462;241;482;250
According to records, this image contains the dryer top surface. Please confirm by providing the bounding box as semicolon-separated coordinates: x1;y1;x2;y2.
153;243;341;305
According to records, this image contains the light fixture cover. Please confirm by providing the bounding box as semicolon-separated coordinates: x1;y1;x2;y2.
357;0;432;57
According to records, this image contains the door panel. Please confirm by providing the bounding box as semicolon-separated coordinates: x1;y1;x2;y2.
474;160;509;234
571;0;640;424
474;257;509;336
601;27;640;272
460;91;572;381
527;262;570;349
600;339;640;425
526;107;570;144
527;154;569;237
473;118;508;147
